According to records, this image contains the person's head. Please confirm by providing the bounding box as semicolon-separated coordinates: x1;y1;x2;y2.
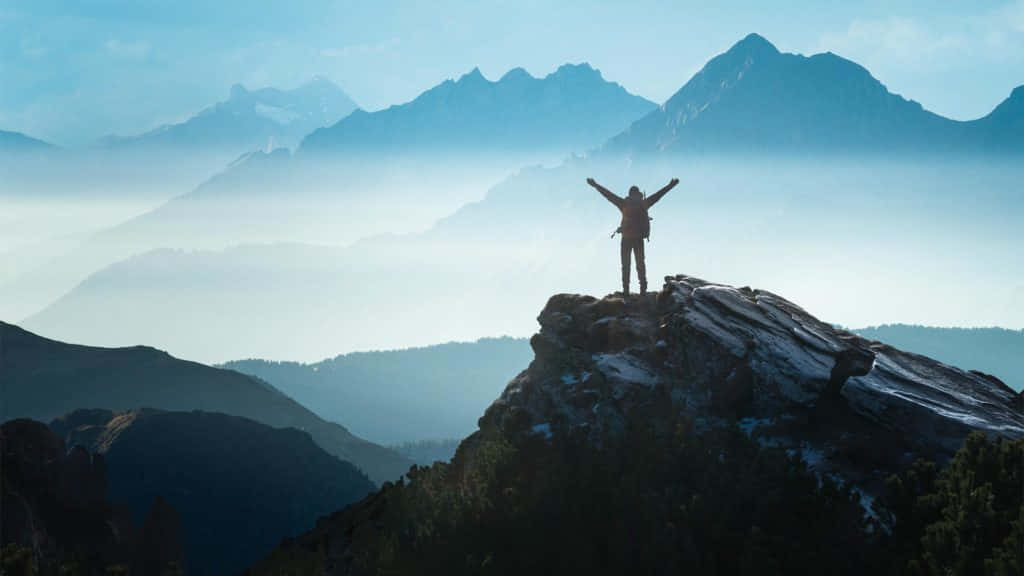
628;186;642;200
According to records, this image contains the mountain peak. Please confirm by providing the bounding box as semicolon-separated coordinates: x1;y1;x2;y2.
551;62;603;80
458;67;487;83
499;67;533;82
229;83;248;100
728;32;779;56
1009;84;1024;103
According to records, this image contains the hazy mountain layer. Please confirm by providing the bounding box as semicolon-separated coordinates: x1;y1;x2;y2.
100;77;357;153
0;129;56;153
223;337;533;445
852;325;1023;391
0;321;412;484
50;408;375;576
0;64;656;322
0;79;356;318
24;156;1023;363
301;63;655;156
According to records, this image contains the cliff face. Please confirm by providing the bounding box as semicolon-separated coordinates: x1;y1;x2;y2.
250;275;1024;575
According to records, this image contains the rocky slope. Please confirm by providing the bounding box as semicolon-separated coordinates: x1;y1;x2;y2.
0;321;412;484
489;275;1023;490
250;275;1024;574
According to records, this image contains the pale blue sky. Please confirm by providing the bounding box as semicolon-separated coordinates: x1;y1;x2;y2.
2;0;1023;146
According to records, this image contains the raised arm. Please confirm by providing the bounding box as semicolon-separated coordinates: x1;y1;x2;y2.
586;177;623;208
645;177;679;208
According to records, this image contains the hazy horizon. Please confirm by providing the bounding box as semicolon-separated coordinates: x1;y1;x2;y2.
2;25;1022;367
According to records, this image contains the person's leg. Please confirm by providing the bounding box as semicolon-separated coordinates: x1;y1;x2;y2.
636;239;647;294
620;237;631;294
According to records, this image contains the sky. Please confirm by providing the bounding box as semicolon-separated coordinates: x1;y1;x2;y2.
2;0;1023;146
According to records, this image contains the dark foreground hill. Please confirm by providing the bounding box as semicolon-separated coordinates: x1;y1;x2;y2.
0;321;412;484
2;419;181;575
249;275;1024;575
49;409;376;576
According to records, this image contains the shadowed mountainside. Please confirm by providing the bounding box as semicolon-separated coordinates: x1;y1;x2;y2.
50;408;376;576
0;321;412;484
1;419;184;574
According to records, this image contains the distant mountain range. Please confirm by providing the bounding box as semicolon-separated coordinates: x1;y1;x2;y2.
0;321;411;483
50;408;376;576
11;34;1024;359
99;77;358;152
0;129;57;154
606;33;1024;155
223;337;534;445
852;325;1023;391
0;63;659;323
301;63;656;156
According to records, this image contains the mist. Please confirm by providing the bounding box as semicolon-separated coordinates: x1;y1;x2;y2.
9;153;1019;364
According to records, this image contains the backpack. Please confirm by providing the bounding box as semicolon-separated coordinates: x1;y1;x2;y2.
626;194;652;240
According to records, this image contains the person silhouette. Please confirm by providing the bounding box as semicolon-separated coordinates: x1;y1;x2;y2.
587;177;679;296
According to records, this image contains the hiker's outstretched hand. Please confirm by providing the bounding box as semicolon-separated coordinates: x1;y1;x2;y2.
586;177;597;187
669;177;679;187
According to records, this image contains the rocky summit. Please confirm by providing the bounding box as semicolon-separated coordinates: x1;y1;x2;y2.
487;274;1024;499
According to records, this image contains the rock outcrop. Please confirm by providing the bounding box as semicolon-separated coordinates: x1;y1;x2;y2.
486;275;1024;497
